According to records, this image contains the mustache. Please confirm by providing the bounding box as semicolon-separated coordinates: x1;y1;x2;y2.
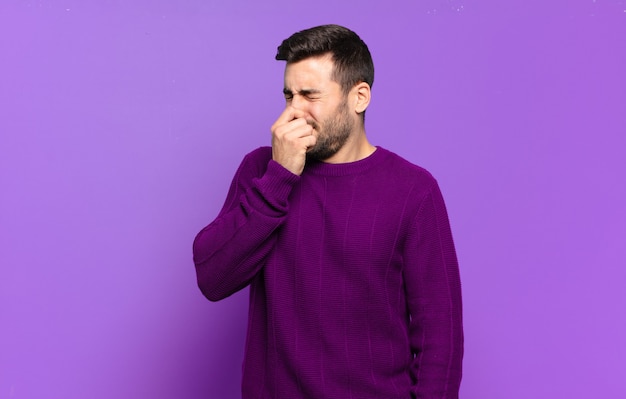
307;120;320;130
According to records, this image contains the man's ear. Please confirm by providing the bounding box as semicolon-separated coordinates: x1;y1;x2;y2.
353;82;371;114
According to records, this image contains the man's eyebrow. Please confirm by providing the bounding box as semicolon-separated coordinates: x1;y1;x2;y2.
283;88;321;96
299;89;321;96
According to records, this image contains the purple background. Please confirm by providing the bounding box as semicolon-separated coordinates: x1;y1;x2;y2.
1;1;625;398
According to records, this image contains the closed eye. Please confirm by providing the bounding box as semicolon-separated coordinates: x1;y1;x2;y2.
283;88;294;101
283;88;321;102
299;89;321;100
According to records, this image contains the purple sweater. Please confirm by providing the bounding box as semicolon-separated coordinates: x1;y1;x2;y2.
193;146;463;398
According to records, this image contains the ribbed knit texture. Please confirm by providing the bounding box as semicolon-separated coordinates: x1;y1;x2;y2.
193;146;463;399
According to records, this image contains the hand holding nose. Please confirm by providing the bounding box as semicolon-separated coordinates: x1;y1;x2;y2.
270;106;317;176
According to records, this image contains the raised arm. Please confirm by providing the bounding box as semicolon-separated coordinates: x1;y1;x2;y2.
193;149;299;301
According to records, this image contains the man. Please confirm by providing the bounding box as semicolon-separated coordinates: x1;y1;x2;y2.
193;24;463;398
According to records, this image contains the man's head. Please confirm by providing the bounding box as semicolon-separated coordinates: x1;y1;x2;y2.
275;25;374;161
276;24;374;95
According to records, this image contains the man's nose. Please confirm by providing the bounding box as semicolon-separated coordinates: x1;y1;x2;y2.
291;94;308;112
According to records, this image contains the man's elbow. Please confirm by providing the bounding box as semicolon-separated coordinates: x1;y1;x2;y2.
194;260;225;302
197;279;226;302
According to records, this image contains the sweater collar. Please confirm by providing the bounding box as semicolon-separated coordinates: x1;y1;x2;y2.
303;146;388;177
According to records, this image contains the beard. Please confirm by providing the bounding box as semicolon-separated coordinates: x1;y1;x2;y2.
306;99;354;161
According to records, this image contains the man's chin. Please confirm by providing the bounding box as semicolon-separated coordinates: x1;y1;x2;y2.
306;145;337;162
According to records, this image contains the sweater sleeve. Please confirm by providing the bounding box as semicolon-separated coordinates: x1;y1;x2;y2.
403;181;464;398
193;151;299;302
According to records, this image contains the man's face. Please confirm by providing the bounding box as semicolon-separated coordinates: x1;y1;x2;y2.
283;55;356;161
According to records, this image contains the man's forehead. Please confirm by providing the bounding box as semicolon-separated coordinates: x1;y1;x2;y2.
283;56;337;91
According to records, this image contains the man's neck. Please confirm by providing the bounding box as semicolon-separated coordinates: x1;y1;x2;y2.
323;130;376;164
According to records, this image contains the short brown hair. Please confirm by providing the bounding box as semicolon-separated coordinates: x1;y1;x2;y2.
276;24;374;94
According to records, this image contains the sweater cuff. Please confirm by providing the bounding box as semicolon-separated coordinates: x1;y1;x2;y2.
250;160;300;215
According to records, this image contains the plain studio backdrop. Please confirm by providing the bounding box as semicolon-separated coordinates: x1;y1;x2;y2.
1;1;624;398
